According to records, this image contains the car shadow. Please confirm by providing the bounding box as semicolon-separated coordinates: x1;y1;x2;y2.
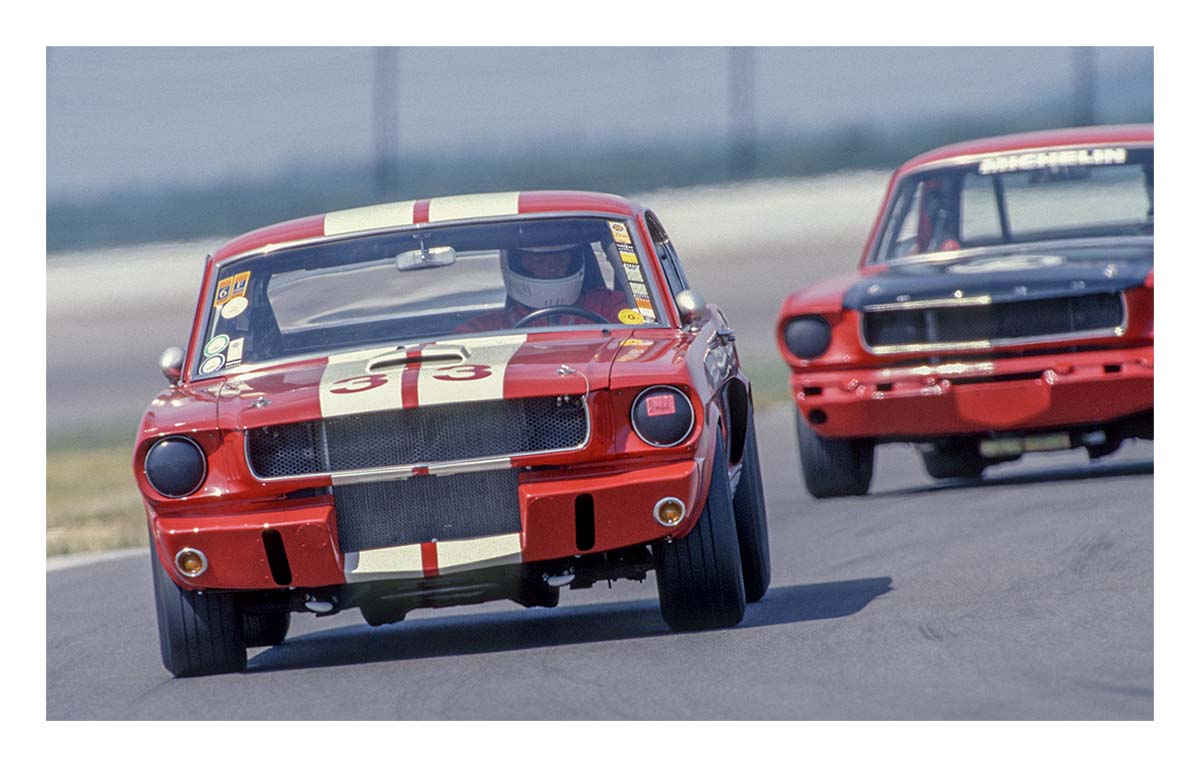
246;576;893;674
870;458;1153;499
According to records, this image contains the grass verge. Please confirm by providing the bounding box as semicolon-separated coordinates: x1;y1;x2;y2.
46;435;145;557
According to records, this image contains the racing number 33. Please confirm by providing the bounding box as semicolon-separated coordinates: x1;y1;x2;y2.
328;364;493;394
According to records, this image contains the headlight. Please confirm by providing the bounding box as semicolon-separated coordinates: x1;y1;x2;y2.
144;436;207;497
631;386;694;447
784;315;832;358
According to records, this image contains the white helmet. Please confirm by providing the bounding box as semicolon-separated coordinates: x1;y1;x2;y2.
500;245;586;309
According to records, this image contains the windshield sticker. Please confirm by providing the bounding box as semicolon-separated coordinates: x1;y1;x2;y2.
635;297;657;321
200;354;225;375
227;337;245;365
203;334;230;356
214;271;251;306
609;221;633;245
978;147;1127;175
623;263;645;283
630;282;650;299
618;308;645;325
221;296;249;320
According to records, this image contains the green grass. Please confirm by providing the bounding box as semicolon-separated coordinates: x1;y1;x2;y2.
46;435;146;557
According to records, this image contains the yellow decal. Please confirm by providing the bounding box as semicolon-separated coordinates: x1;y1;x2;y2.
229;271;251;300
213;277;234;306
609;221;633;245
619;249;639;265
618;308;645;325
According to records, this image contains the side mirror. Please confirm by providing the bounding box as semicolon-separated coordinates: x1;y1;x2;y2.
159;346;185;384
675;289;707;328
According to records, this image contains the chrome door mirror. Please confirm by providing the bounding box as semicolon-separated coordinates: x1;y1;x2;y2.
675;289;708;329
159;346;185;384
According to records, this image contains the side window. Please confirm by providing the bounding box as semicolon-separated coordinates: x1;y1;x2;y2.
644;211;690;296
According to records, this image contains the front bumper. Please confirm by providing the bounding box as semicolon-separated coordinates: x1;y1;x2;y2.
790;345;1154;439
150;458;702;591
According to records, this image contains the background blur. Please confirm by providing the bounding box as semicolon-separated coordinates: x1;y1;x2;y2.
45;46;1153;554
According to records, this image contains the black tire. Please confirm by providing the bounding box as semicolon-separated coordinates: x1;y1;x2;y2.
795;411;875;498
654;433;747;631
732;407;771;603
150;551;247;677
242;609;290;648
920;446;987;480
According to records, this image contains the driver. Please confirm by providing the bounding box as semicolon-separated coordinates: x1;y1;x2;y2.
456;243;629;333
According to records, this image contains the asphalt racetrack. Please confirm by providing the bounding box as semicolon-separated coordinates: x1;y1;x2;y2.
47;410;1152;719
46;174;1153;719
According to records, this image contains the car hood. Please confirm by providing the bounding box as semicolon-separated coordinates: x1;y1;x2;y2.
843;240;1154;310
216;330;635;431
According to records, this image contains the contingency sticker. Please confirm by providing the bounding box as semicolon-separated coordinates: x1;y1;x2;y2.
609;221;633;245
618;308;645;325
622;263;644;283
200;355;225;374
221;296;249;320
630;282;650;299
645;393;677;416
204;334;230;357
635;297;657;321
226;337;245;366
617;244;639;264
214;271;251;306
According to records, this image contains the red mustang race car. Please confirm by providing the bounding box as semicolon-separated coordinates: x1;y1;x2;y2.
135;191;769;676
777;125;1153;497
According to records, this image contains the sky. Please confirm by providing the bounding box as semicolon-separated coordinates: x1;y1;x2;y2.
46;46;1152;201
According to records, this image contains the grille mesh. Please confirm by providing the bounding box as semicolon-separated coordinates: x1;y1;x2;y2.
862;293;1124;350
334;470;521;553
246;395;587;478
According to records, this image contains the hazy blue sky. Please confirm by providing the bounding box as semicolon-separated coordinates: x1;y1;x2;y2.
47;47;1151;200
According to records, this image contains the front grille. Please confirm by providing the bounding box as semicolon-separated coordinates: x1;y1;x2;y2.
862;293;1124;352
334;469;520;553
246;395;587;478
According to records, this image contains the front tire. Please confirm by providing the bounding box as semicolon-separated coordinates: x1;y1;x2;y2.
654;433;747;631
795;411;875;498
151;550;247;677
242;609;290;648
732;407;771;603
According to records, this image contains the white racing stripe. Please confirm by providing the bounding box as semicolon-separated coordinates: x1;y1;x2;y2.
318;344;409;417
436;533;523;574
324;200;416;236
427;192;520;222
344;546;424;582
416;333;526;405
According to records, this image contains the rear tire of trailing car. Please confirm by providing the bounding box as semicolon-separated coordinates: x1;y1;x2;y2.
732;407;771;603
654;432;747;631
920;445;987;481
151;550;247;677
795;411;875;498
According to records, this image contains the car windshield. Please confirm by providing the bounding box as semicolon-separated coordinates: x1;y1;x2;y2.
193;216;664;377
872;145;1153;262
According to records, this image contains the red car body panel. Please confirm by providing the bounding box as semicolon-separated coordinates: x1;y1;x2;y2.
137;191;746;595
779;125;1154;443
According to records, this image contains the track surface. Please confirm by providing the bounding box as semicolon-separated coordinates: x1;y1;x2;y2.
47;408;1152;720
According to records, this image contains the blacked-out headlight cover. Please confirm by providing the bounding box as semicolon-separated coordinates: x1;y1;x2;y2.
631;386;695;447
144;436;207;497
784;315;832;358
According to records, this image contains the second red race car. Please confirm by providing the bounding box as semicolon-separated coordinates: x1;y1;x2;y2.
777;125;1154;497
134;191;769;676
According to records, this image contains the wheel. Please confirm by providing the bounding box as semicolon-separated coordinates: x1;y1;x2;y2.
920;444;986;480
242;609;290;648
732;406;771;603
150;549;247;677
794;411;875;498
654;432;747;631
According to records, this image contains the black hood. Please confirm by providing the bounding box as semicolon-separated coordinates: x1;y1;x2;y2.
844;239;1153;311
